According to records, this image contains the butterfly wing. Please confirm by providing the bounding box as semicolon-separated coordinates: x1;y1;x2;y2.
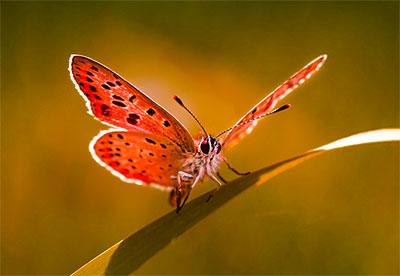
90;129;189;190
221;55;327;148
69;55;195;153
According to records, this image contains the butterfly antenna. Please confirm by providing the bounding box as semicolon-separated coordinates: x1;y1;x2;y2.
174;96;208;136
215;104;291;138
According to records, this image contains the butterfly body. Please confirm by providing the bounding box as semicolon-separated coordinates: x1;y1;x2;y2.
69;54;327;211
167;135;224;210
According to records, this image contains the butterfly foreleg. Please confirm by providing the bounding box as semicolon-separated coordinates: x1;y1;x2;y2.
224;158;250;176
216;171;228;184
178;171;194;183
206;173;223;202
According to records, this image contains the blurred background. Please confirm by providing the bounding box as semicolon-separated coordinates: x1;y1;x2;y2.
1;1;398;275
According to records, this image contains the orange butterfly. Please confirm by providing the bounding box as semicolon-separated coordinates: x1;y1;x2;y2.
69;54;327;212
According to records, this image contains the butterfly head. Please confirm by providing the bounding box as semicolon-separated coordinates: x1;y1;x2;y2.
199;136;221;156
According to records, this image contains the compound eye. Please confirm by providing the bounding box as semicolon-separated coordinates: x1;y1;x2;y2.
200;140;210;154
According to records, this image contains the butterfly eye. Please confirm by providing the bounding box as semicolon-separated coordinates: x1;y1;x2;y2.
200;140;210;154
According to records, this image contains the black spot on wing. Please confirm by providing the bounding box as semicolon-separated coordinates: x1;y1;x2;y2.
127;113;140;125
145;138;156;144
146;108;156;116
112;95;125;101
101;104;110;116
112;101;126;107
101;84;111;90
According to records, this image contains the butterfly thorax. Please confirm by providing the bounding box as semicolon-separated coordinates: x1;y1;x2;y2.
182;136;223;180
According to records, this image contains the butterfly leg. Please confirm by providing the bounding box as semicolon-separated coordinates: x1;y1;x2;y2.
206;174;223;202
216;172;227;184
224;159;250;176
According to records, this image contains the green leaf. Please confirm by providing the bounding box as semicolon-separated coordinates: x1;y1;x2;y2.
71;129;400;276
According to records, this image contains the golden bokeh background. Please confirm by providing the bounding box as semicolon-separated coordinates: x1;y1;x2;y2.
2;1;398;275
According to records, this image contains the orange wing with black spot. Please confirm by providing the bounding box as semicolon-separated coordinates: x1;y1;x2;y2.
69;55;195;154
221;55;327;148
90;130;188;189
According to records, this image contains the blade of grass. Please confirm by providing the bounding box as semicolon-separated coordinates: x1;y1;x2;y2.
71;128;400;276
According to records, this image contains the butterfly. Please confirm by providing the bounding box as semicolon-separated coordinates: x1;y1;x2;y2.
69;54;327;212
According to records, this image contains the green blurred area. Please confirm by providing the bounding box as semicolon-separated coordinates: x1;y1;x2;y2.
1;1;398;275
